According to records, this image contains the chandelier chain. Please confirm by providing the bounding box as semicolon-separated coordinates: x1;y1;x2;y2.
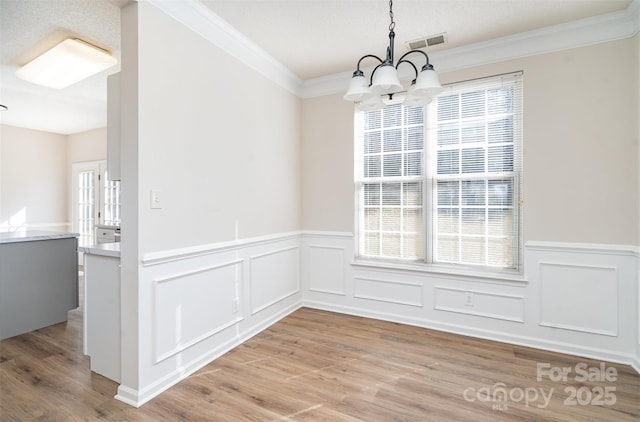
388;0;395;32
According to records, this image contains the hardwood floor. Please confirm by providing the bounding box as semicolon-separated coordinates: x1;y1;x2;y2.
1;291;639;421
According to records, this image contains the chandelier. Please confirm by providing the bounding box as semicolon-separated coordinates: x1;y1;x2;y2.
344;0;443;110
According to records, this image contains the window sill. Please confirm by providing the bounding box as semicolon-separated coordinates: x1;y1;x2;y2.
351;258;527;284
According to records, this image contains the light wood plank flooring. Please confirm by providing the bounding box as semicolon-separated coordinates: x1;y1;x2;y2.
1;295;639;421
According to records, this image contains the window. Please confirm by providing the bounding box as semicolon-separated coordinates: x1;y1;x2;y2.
355;72;523;272
72;161;121;245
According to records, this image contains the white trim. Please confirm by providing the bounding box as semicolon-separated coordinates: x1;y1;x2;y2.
152;259;244;363
526;240;639;256
353;276;424;307
146;0;302;96
301;0;640;98
302;300;637;370
352;258;527;284
118;302;302;408
147;0;639;100
433;286;525;323
142;231;302;266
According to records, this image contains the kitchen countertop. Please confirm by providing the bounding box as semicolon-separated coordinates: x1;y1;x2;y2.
79;242;121;258
0;230;79;244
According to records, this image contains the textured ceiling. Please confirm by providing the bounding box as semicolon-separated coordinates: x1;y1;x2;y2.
0;0;634;135
0;0;121;135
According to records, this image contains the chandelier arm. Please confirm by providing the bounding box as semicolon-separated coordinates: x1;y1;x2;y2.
396;59;419;82
353;54;384;76
369;63;385;86
397;49;434;71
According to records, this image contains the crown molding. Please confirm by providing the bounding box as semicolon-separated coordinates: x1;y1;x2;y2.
301;0;640;99
146;0;638;100
145;0;303;97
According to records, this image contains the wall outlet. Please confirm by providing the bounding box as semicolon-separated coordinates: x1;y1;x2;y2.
464;292;475;307
232;298;239;313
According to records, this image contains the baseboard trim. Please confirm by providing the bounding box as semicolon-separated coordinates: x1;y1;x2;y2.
302;300;640;373
116;302;302;408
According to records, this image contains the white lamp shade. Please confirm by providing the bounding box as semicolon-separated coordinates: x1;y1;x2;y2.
16;39;117;89
412;68;443;97
371;65;402;94
357;94;385;111
403;84;432;107
344;75;373;101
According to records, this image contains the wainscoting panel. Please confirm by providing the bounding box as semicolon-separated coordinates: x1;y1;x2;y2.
308;245;347;295
538;262;618;336
434;286;525;322
153;260;243;363
354;276;423;307
249;246;300;315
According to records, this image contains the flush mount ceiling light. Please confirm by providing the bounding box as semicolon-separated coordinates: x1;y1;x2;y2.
16;39;117;89
344;0;443;109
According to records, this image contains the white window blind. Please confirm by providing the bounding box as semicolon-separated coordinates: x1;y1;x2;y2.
355;72;523;271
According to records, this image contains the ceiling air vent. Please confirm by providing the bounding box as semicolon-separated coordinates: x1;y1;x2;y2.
406;33;447;50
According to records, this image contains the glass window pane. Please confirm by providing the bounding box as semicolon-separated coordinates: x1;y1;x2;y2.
381;208;401;231
437;208;459;234
364;232;380;255
461;147;485;173
437;149;459;174
488;208;513;236
437;122;459;146
403;182;423;206
461;237;485;264
381;183;401;205
488;116;513;143
461;120;485;144
437;236;459;262
438;95;459;121
461;91;485;118
403;208;422;232
403;234;424;260
405;105;424;125
364;131;381;154
488;179;513;206
383;128;402;152
364;184;380;206
383;104;402;127
488;86;513;114
437;181;459;206
462;180;486;205
364;208;380;230
488;145;514;172
383;154;402;177
404;151;423;176
364;109;381;130
461;209;485;235
381;233;401;257
364;155;381;178
406;126;423;150
488;238;514;267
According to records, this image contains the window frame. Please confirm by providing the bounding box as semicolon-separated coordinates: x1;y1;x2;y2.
354;72;524;278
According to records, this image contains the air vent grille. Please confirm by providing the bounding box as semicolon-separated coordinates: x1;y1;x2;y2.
406;33;447;50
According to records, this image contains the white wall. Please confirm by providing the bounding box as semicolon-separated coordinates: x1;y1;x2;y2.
117;1;303;406
299;36;640;373
67;127;107;165
136;5;301;253
302;38;638;245
0;125;108;232
0;125;68;231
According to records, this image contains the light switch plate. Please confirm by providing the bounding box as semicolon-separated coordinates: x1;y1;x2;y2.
150;189;162;209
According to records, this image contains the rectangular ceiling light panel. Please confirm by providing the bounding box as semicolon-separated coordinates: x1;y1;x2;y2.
16;39;117;89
